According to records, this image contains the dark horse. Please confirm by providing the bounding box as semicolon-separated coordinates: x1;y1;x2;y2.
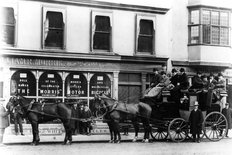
94;93;152;143
6;95;72;145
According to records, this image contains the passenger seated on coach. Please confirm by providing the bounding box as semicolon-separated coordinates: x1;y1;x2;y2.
150;68;163;88
190;71;205;90
170;68;179;87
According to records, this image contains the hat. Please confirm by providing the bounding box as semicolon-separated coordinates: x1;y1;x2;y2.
197;71;202;75
201;75;207;79
171;68;178;73
194;101;199;106
225;103;229;105
180;68;185;72
153;68;158;72
160;71;166;75
218;72;223;77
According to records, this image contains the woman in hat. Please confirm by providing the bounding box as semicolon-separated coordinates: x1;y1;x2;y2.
189;101;203;143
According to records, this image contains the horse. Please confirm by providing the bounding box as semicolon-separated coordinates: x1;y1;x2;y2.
6;95;73;145
94;93;152;143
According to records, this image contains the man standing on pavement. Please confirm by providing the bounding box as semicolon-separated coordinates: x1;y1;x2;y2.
13;104;24;135
221;103;232;137
189;101;203;143
0;100;10;143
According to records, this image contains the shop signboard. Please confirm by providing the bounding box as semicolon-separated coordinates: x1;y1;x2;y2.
65;73;87;97
90;73;111;97
39;72;62;97
10;71;36;96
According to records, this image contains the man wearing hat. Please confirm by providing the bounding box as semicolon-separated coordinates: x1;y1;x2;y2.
189;101;203;143
221;103;232;137
191;71;204;90
150;68;163;88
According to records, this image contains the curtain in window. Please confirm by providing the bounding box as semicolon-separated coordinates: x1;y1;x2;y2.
93;15;111;50
138;19;153;53
44;11;64;48
0;7;15;45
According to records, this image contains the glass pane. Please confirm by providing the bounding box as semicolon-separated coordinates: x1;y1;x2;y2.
1;25;14;45
45;29;63;47
93;32;110;50
212;26;220;44
95;15;110;32
0;7;14;24
211;11;219;25
46;11;63;28
220;27;229;45
220;12;229;26
190;26;199;44
190;10;199;24
138;36;153;52
202;10;210;24
139;19;153;35
202;25;210;44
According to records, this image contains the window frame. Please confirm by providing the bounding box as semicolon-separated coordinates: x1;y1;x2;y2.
188;7;231;46
0;4;17;47
91;10;113;53
42;6;66;50
135;14;156;55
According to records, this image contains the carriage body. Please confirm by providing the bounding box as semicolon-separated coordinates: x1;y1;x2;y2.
150;89;228;142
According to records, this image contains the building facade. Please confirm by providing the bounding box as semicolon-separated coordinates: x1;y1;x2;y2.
0;0;232;108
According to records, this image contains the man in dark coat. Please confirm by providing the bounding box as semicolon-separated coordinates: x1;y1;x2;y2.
191;71;204;90
189;101;203;143
170;68;179;87
178;68;189;90
221;103;232;137
150;68;163;88
70;103;80;135
13;104;24;135
82;103;92;135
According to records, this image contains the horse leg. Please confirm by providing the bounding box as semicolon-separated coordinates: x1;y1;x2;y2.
31;121;40;145
114;121;121;143
132;121;139;142
63;121;72;145
108;122;114;143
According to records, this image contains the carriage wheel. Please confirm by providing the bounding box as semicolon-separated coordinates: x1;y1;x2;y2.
168;118;188;142
203;111;228;142
150;126;168;141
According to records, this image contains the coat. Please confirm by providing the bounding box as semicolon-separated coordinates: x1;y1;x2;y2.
0;105;10;129
178;73;189;89
70;106;80;129
170;74;179;87
189;109;203;134
192;76;204;89
222;108;232;129
150;73;163;87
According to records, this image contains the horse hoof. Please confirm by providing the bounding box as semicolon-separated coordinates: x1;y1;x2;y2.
144;139;149;143
31;142;38;146
109;140;113;143
117;141;121;144
132;137;138;142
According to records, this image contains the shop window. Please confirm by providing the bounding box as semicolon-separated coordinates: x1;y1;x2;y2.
189;8;230;46
0;7;15;46
89;73;111;97
39;72;62;97
10;70;36;96
119;73;142;103
91;11;112;52
136;15;155;55
42;7;66;49
65;73;87;97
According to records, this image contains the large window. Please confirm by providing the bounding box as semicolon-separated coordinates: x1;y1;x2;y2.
0;7;15;46
42;7;66;49
91;11;112;52
136;15;155;55
189;8;230;46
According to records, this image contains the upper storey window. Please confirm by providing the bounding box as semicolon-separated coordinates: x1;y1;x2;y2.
189;8;230;46
42;7;66;49
136;15;155;55
91;11;112;52
0;7;15;46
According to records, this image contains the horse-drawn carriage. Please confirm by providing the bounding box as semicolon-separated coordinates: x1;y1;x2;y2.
94;88;228;143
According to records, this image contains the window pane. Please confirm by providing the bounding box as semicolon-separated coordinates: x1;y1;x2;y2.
138;36;153;52
93;32;110;50
202;25;210;44
202;10;210;24
220;12;229;26
0;7;15;45
139;20;153;35
190;10;199;24
220;27;229;45
212;26;220;44
190;26;199;44
44;11;64;48
211;11;219;25
95;16;110;32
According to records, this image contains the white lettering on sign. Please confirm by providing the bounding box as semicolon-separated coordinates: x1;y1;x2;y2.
73;75;80;79
97;76;103;81
20;73;27;78
47;74;54;78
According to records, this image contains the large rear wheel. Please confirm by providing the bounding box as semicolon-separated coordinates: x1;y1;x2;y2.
203;111;228;141
168;118;188;142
